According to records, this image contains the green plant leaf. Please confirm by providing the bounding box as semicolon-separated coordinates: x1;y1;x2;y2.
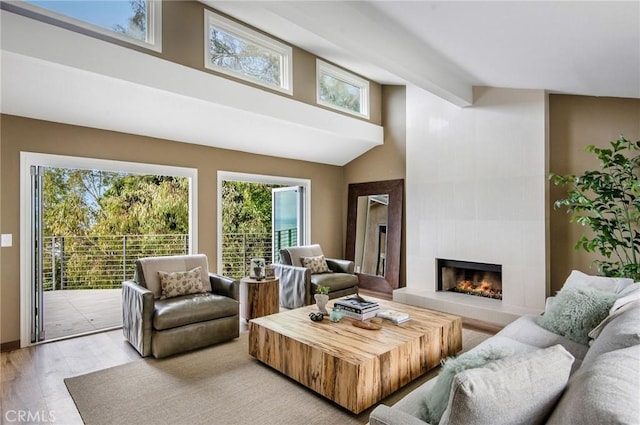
551;135;640;281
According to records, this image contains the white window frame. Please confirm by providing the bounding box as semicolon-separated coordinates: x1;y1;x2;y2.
316;60;370;119
10;0;162;52
204;10;293;95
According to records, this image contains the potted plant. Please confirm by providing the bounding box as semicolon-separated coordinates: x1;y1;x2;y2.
550;135;640;281
314;285;330;314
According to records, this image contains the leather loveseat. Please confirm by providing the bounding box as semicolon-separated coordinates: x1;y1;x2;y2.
122;254;239;358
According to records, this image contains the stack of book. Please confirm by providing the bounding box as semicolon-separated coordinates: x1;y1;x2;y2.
333;297;380;320
376;309;411;324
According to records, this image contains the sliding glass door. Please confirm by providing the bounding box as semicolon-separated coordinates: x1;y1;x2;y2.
272;186;305;262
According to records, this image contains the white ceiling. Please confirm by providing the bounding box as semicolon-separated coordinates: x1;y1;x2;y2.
212;1;640;104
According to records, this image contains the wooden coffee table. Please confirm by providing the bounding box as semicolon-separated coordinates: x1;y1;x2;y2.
248;297;462;413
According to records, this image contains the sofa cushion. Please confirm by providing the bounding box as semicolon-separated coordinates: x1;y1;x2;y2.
301;255;331;274
546;345;640;425
136;254;211;299
440;345;574;425
419;346;514;424
158;267;205;299
153;293;238;330
538;286;617;345
497;315;589;367
582;300;640;368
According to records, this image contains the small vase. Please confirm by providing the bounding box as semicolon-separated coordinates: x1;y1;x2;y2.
314;293;329;314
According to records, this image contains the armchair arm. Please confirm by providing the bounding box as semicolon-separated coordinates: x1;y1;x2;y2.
326;258;355;274
209;273;239;301
369;405;429;425
272;264;311;308
122;280;154;357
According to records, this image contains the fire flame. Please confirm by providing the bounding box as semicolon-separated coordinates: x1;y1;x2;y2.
454;278;502;299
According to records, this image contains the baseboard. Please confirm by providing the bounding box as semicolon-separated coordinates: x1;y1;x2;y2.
1;340;20;352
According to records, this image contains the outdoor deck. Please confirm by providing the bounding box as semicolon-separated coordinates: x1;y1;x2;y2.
44;289;122;340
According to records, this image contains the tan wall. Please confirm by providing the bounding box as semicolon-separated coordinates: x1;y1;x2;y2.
549;95;640;293
0;114;345;344
344;86;407;284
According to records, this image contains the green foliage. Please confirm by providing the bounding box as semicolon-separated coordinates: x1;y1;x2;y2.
222;181;273;234
95;175;188;235
550;135;640;280
319;74;361;113
43;168;120;237
315;285;330;295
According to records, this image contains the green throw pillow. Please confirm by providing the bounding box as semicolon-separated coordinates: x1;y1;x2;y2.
538;286;617;345
418;346;514;425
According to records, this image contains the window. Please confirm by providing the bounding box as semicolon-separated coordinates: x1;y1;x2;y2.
15;0;161;51
317;60;370;118
204;10;293;95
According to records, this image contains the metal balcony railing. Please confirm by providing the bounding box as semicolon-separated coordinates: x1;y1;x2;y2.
221;228;297;279
42;228;298;290
43;234;190;291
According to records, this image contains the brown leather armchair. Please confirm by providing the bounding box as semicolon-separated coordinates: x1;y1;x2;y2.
122;254;239;358
273;244;359;309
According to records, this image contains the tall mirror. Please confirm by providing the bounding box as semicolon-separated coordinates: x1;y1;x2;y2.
346;179;403;294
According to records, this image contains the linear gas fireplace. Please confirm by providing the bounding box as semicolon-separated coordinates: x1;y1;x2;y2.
437;259;502;300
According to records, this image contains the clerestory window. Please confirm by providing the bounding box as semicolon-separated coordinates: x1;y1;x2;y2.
204;10;293;95
316;60;370;119
15;0;161;51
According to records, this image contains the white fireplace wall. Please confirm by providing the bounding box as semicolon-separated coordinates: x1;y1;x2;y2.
396;86;549;324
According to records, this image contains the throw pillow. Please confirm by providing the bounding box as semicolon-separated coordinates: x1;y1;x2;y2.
158;266;205;299
418;346;514;425
440;345;574;425
300;255;330;274
562;270;634;294
538;286;617;345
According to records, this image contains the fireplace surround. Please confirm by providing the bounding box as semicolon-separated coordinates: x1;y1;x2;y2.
395;87;549;327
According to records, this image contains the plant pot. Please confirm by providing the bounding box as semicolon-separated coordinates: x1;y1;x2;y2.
314;293;329;315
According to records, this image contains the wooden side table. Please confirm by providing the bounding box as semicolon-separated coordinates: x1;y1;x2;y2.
239;277;279;321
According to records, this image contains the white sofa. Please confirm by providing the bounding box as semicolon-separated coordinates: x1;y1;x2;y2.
369;271;640;425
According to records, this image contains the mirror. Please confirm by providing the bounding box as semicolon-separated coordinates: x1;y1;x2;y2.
354;194;388;277
346;179;403;294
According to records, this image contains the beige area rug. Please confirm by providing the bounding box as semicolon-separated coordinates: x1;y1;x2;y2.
65;329;491;425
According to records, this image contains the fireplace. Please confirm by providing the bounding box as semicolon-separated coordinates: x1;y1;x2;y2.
437;259;502;300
